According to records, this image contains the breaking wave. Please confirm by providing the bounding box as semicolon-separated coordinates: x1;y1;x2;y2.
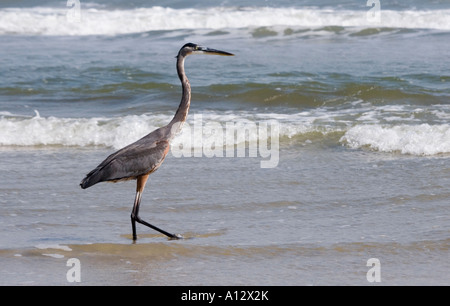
341;124;450;155
2;111;450;156
0;6;449;36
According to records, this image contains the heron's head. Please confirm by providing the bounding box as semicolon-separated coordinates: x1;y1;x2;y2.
177;43;234;58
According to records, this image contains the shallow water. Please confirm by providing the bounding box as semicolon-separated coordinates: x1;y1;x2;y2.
0;0;449;285
1;145;449;285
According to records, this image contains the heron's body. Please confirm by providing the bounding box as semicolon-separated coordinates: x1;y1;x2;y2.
80;126;171;187
80;43;233;240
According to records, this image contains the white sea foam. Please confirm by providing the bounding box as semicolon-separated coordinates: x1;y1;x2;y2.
341;124;450;155
0;6;449;36
0;112;164;149
42;253;65;259
2;112;450;156
0;111;329;149
35;244;72;251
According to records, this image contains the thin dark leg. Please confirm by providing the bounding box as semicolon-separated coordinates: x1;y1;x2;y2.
130;177;180;240
132;214;179;239
130;190;141;240
131;214;137;240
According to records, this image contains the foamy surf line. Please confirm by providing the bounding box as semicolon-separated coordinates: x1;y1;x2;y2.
0;6;449;36
1;112;450;156
341;124;450;156
0;111;314;149
0;111;166;148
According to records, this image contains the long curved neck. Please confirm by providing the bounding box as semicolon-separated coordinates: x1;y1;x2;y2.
167;55;191;138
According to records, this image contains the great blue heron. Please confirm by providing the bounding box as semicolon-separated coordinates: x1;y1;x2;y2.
80;43;234;240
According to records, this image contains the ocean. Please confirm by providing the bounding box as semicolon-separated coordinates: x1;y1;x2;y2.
0;0;449;285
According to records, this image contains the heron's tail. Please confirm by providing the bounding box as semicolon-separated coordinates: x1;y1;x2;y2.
80;168;102;189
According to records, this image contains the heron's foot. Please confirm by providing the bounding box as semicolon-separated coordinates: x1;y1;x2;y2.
131;214;180;240
169;233;184;240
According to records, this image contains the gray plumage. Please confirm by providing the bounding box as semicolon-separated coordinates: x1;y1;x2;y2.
80;127;170;188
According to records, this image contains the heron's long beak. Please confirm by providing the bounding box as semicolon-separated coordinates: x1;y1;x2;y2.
202;47;234;56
